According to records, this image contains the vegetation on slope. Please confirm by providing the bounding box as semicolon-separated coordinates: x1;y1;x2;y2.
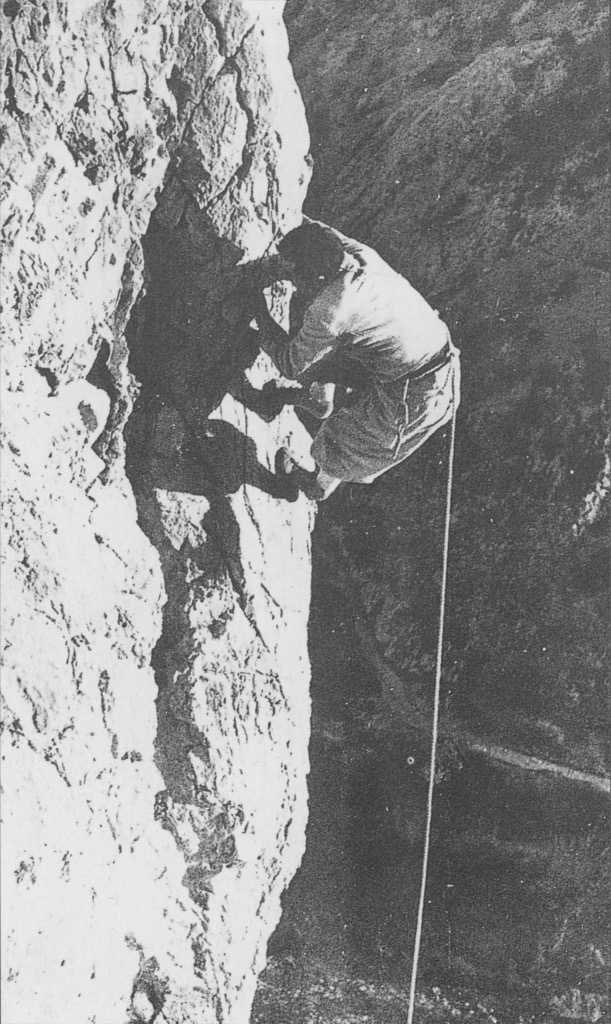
254;3;610;1019
286;0;610;771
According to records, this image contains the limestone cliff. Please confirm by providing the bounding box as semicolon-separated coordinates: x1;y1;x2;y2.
1;2;313;1022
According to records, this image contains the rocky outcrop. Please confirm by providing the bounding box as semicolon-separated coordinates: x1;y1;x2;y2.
1;2;313;1022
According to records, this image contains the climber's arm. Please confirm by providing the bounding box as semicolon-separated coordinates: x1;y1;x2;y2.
254;301;293;378
245;254;293;290
254;293;341;381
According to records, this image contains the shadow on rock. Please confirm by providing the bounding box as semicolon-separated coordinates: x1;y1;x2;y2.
127;393;288;503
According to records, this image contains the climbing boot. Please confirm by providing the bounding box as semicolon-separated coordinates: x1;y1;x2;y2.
274;448;322;501
261;381;334;420
250;381;289;422
232;378;286;422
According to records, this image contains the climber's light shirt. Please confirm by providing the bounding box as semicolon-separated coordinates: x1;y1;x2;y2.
267;230;449;384
261;225;460;485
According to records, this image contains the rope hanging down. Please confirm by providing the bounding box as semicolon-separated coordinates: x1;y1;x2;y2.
406;380;459;1024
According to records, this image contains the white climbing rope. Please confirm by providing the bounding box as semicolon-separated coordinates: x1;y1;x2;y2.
406;371;459;1024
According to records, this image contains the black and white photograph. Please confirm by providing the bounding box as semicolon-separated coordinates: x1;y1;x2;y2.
1;1;609;1022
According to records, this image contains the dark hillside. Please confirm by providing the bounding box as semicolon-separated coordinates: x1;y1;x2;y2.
254;2;609;1019
286;0;610;771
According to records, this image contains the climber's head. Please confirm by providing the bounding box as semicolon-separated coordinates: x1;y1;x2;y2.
277;222;345;296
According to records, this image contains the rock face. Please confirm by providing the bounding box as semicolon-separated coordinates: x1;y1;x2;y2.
1;2;313;1022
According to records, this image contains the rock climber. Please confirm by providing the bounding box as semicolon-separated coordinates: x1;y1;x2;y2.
250;219;460;501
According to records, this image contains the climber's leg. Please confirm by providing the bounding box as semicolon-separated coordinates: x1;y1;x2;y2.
301;382;336;420
274;447;341;501
311;465;342;499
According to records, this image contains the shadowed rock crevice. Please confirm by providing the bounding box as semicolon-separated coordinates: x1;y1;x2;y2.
120;3;316;1019
124;175;290;890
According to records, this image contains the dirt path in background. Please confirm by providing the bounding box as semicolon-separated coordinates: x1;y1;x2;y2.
461;733;611;794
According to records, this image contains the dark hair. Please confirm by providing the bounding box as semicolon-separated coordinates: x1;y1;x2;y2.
278;223;345;281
